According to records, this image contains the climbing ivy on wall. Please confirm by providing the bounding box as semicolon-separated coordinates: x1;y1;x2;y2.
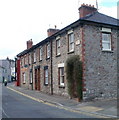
66;55;83;100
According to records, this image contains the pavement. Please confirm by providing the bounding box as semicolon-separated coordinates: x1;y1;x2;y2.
4;82;118;119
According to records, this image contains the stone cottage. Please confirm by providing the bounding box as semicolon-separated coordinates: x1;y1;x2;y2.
16;4;119;100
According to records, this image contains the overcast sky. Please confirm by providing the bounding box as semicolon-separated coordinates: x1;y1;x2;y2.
0;0;118;60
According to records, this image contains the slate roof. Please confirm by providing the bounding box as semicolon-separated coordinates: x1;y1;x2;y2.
81;11;119;26
17;11;119;57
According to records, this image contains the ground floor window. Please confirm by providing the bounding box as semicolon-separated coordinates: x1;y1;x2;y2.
44;66;48;85
58;67;65;87
22;72;26;84
29;70;33;84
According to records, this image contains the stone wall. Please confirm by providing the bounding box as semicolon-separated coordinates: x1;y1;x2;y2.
83;25;117;99
52;26;82;97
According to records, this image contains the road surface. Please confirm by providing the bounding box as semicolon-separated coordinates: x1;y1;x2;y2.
2;85;97;118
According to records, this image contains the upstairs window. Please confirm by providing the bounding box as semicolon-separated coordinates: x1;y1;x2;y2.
46;43;50;59
33;51;36;63
39;47;43;61
56;39;60;56
21;58;23;67
102;33;111;51
68;32;74;52
24;55;27;65
29;54;31;65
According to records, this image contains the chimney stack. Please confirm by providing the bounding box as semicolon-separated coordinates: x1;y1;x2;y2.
47;28;60;37
27;39;33;49
78;3;97;18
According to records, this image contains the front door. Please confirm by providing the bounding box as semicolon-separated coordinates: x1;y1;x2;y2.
35;68;40;91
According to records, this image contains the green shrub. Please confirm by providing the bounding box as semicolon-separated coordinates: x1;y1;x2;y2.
66;55;83;99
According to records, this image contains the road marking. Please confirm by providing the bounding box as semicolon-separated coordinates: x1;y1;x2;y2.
78;106;103;112
7;87;111;118
2;109;10;118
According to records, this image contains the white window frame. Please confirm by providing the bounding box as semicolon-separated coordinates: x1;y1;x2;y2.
34;51;36;62
102;33;111;51
46;43;50;58
24;55;27;65
59;67;65;87
30;71;32;84
58;63;65;87
68;33;74;52
29;54;31;64
39;47;43;61
44;69;48;85
56;39;61;56
23;73;26;84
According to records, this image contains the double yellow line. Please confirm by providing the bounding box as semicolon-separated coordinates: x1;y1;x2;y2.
7;86;110;118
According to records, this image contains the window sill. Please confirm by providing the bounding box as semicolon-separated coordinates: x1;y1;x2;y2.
44;84;48;86
59;86;65;89
56;54;61;57
46;57;50;60
39;60;42;62
67;51;74;54
102;50;113;53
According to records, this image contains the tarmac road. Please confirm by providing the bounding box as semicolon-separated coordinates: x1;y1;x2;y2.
2;85;97;119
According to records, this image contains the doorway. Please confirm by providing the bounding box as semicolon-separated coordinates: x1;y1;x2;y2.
35;67;40;91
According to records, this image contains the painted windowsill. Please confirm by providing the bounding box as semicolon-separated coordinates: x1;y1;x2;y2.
44;83;48;86
33;62;36;64
56;54;61;57
102;50;113;53
67;50;74;54
59;86;65;89
39;60;42;62
46;57;50;60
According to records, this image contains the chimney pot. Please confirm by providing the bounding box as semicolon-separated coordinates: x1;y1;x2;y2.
78;4;97;18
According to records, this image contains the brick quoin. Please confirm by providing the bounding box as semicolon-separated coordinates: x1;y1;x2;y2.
81;27;86;92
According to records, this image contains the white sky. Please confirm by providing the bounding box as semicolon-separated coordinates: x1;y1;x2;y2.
0;0;118;60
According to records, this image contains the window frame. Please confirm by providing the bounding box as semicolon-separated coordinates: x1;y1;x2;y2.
22;72;26;84
39;47;43;61
28;54;31;65
68;32;74;52
58;67;65;87
46;43;50;59
33;51;36;63
44;67;48;85
29;70;33;84
56;39;61;56
102;32;112;51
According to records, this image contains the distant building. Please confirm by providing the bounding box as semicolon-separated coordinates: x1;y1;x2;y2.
0;65;5;83
16;4;119;100
0;58;15;82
